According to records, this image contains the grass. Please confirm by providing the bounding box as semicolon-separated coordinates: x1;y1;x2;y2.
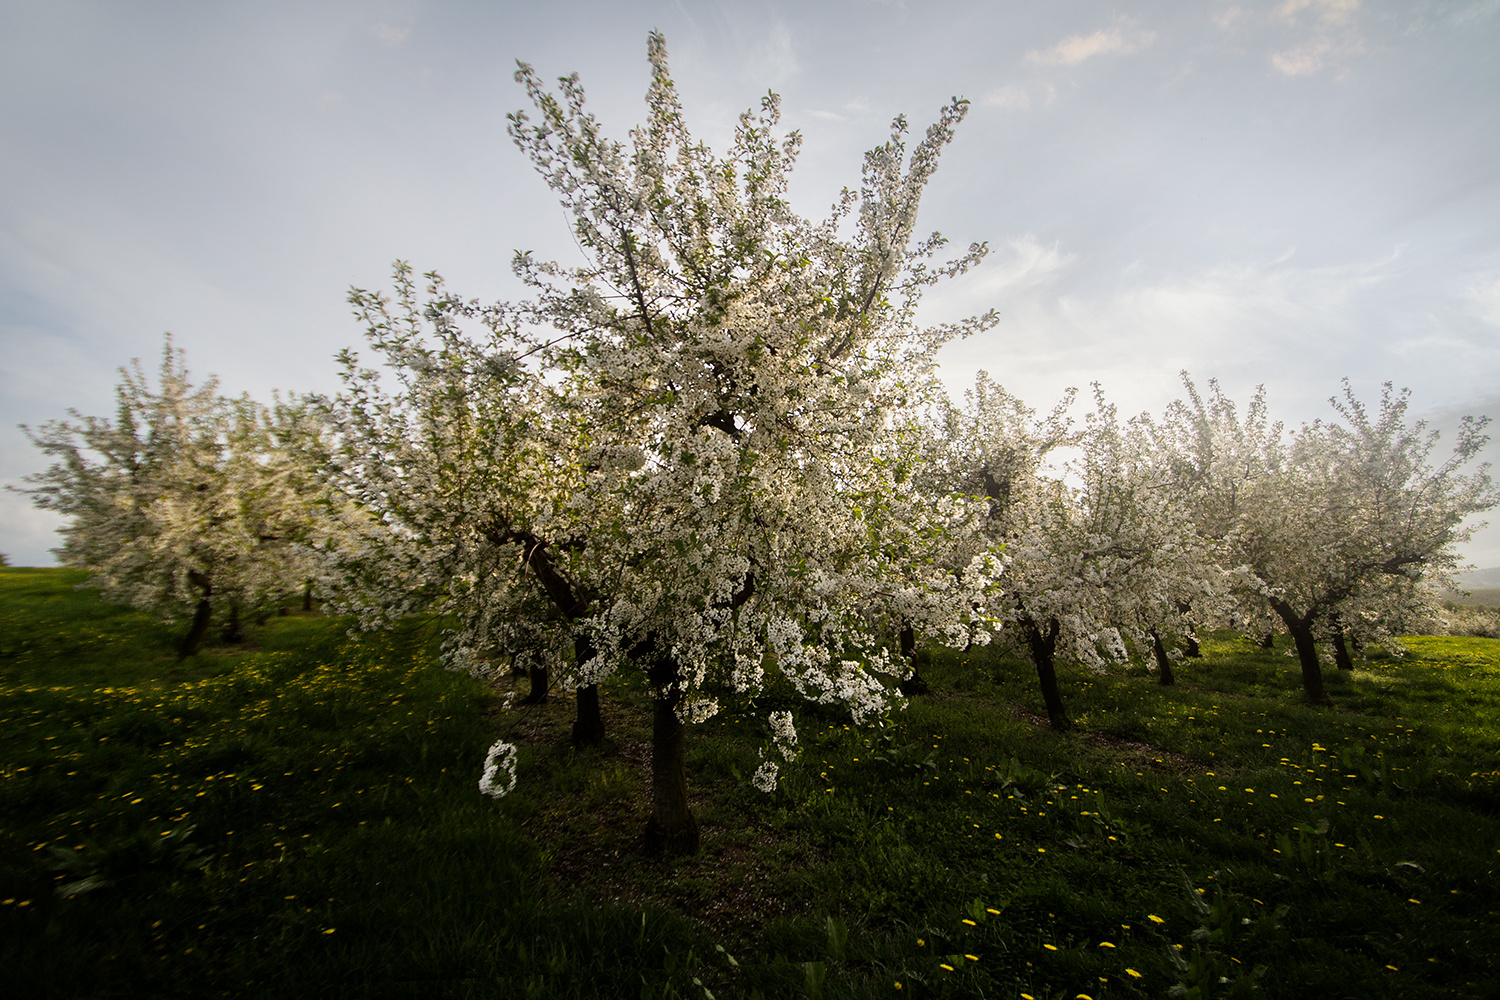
3;567;1498;998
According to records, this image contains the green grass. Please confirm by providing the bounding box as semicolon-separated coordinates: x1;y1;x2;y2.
4;568;1498;998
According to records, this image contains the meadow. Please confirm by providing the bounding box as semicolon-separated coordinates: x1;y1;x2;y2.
3;567;1497;999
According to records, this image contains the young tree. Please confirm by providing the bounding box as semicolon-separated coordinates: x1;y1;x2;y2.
931;377;1216;728
16;337;313;656
1156;376;1498;703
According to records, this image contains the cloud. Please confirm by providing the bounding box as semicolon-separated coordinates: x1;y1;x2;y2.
749;19;797;86
1470;272;1500;327
1269;0;1364;76
984;235;1078;293
1276;0;1360;26
932;246;1424;429
371;22;410;47
983;85;1031;110
1024;21;1156;67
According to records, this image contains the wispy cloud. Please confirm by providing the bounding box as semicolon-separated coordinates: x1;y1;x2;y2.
749;19;798;86
982;84;1033;110
1024;20;1156;67
371;22;410;47
1469;272;1500;327
1268;0;1364;76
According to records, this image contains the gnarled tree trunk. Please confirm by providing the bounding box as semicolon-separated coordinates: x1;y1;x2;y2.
1269;597;1330;705
1023;615;1070;730
1151;628;1176;686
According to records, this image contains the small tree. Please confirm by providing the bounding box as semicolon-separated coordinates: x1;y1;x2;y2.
16;337;312;656
1157;376;1498;703
932;377;1216;728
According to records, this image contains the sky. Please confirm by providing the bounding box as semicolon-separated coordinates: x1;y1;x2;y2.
3;0;1499;568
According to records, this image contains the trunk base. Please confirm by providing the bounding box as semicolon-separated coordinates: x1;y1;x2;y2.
521;665;548;705
178;598;213;660
572;684;605;746
642;813;700;856
899;669;931;697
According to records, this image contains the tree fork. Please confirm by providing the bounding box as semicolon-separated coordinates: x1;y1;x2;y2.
1025;617;1071;730
1270;598;1330;705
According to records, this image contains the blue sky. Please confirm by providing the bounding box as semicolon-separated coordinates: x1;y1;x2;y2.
3;0;1499;567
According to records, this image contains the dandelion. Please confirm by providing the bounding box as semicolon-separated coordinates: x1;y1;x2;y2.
1126;968;1143;979
1043;943;1058;951
940;963;955;971
1099;941;1115;948
965;954;979;961
1148;914;1165;924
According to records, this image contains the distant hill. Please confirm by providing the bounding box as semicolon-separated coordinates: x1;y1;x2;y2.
1456;567;1500;589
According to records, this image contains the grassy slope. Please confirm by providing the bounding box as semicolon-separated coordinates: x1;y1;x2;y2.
2;567;1497;999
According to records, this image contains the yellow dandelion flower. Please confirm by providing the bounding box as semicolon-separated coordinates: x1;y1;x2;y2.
1043;943;1058;951
1147;914;1165;924
1126;968;1143;979
940;963;955;971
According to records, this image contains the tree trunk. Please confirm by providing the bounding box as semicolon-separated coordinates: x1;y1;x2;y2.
1151;629;1175;686
1024;616;1071;731
221;600;243;644
521;663;548;705
572;684;605;746
1259;631;1276;649
571;634;606;745
178;572;213;660
1330;614;1354;671
897;624;930;696
179;598;213;659
1176;601;1202;658
302;580;314;613
643;657;698;855
1270;598;1330;705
